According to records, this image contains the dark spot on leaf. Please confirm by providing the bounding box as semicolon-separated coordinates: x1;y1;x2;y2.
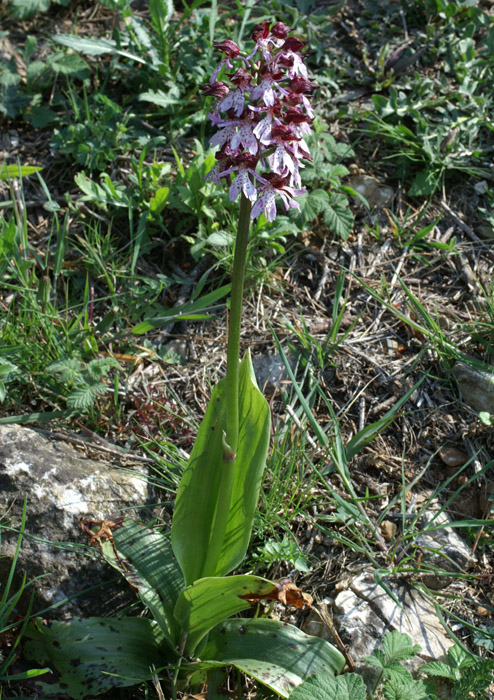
96;646;106;651
219;627;226;635
99;621;106;626
117;645;123;651
60;683;68;689
271;634;278;638
52;640;61;648
238;626;246;634
211;426;215;430
70;658;82;667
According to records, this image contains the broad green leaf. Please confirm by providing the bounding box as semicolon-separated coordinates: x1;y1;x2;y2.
323;193;354;239
0;164;42;180
74;172;113;209
8;0;49;18
53;34;153;68
201;618;346;698
288;672;367;700
171;351;270;584
23;617;169;699
174;574;277;655
47;53;89;77
139;89;181;108
149;186;169;214
421;660;456;679
294;188;329;226
381;631;421;663
98;519;184;648
53;34;118;56
409;169;440;196
383;675;433;700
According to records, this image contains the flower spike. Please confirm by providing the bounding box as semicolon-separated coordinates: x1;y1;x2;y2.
204;21;315;221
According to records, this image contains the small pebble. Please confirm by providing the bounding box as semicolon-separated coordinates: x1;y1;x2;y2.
439;446;468;467
380;520;397;542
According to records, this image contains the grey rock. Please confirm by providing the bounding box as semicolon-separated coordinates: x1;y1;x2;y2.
333;570;453;689
453;361;494;414
252;351;296;394
416;509;476;590
0;424;151;617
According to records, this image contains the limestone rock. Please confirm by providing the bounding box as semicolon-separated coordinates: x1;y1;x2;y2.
0;424;151;617
453;361;494;414
333;570;454;689
416;509;476;589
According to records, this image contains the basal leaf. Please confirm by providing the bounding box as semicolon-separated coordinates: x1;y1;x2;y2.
173;574;277;655
171;351;270;584
201;618;346;698
23;617;169;699
99;519;184;648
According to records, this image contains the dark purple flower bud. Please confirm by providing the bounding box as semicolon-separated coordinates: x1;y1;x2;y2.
282;37;306;53
259;64;283;81
201;81;230;98
289;76;316;94
271;125;301;141
262;172;291;188
230;153;259;169
213;40;240;58
228;68;253;86
285;92;303;107
252;22;270;42
284;107;313;124
271;22;291;39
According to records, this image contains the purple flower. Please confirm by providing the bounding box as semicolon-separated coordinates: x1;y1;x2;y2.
218;68;252;116
251;173;306;222
218;155;261;203
203;21;316;222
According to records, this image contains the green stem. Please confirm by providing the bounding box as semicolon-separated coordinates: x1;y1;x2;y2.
225;192;251;453
202;193;251;577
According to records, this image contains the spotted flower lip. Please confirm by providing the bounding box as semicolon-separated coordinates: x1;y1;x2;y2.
204;21;315;221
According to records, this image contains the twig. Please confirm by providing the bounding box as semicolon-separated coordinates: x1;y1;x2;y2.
36;427;155;464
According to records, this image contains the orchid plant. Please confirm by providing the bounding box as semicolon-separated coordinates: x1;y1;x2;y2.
22;22;345;700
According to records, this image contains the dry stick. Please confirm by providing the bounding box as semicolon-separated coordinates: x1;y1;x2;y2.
308;602;356;671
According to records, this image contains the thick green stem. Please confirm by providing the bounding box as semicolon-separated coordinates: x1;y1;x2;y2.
202;193;251;578
225;192;251;453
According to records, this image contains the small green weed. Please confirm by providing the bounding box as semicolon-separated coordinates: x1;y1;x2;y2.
290;631;494;699
48;356;121;411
